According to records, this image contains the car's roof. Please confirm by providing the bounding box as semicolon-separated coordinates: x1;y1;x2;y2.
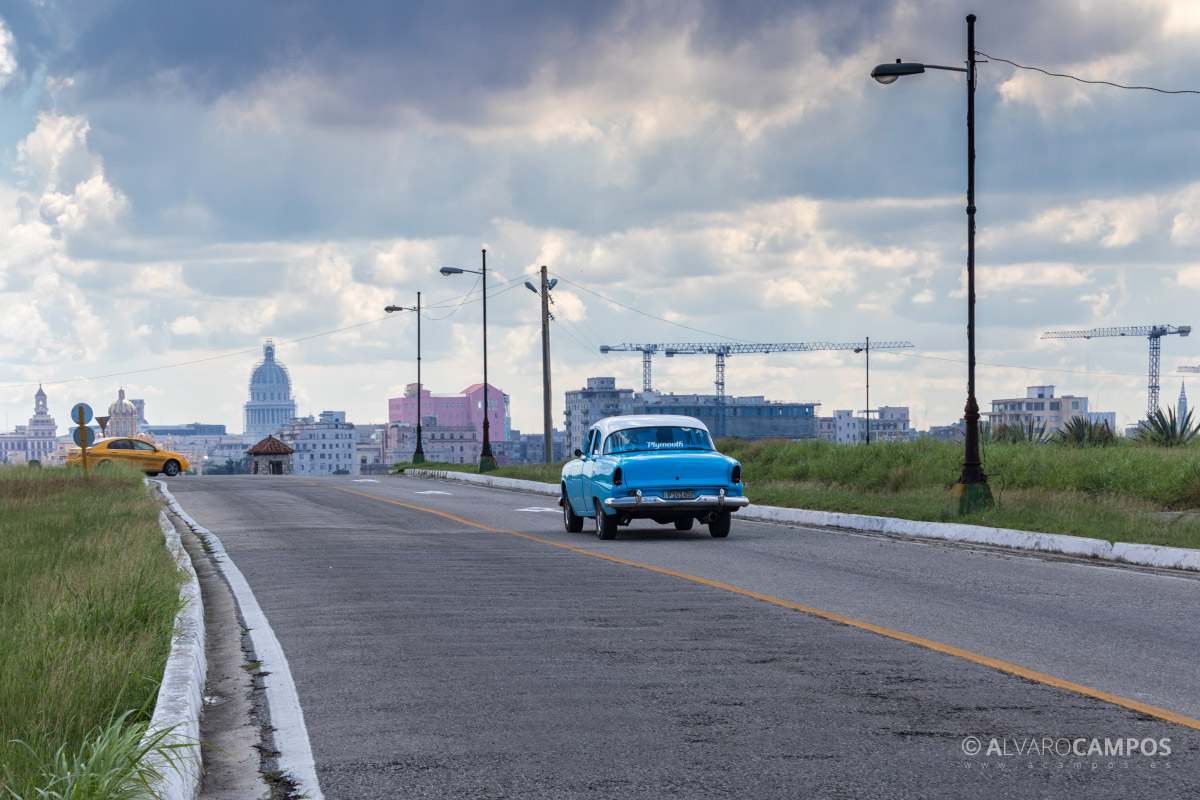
591;415;710;437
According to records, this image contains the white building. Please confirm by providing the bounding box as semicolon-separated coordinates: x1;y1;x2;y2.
244;340;298;437
0;385;59;464
278;412;359;475
986;386;1091;435
563;377;636;452
825;407;911;444
106;388;140;437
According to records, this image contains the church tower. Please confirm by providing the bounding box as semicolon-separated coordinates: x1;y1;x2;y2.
1179;382;1188;422
107;388;139;437
244;340;298;436
25;385;58;461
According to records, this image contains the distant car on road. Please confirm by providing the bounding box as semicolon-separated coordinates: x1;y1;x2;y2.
560;415;748;539
66;437;189;476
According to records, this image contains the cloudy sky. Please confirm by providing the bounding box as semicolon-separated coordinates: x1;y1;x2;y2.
2;0;1200;438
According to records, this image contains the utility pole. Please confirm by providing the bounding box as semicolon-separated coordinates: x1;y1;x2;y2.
865;337;871;445
539;266;554;463
414;291;424;463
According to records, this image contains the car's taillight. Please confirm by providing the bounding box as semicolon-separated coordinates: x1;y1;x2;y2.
613;467;623;486
731;464;741;484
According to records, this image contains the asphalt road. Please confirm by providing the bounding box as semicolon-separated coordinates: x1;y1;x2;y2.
169;475;1200;799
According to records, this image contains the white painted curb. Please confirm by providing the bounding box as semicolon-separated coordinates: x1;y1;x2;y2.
402;469;1200;572
155;481;326;800
141;504;205;800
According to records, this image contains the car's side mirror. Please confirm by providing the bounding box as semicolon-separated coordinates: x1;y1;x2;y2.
574;448;582;457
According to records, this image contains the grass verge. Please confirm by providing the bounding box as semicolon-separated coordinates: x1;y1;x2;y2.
391;438;1200;549
0;464;182;797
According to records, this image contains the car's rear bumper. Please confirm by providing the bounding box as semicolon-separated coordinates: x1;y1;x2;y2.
603;489;749;512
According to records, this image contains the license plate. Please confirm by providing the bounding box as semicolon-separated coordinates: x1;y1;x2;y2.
664;489;694;500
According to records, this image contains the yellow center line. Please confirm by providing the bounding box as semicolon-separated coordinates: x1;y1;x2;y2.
305;480;1200;732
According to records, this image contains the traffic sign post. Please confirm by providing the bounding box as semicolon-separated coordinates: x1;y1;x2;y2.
72;426;96;447
72;403;94;475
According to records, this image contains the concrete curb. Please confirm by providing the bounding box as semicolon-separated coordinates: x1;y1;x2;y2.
155;482;326;800
142;499;206;800
402;469;1200;572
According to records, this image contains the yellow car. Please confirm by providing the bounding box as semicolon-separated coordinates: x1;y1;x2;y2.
66;437;190;476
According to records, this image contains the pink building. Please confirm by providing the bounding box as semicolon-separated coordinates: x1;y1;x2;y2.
388;382;510;442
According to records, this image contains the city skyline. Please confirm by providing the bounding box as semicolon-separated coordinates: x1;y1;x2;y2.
2;1;1200;434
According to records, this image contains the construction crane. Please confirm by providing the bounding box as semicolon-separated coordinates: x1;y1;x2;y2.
599;340;914;437
1041;325;1192;418
1179;366;1200;374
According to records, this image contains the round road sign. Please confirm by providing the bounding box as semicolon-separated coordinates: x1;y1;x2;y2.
72;426;97;447
70;403;94;425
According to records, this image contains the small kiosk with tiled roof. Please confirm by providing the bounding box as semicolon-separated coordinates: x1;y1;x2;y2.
247;435;295;476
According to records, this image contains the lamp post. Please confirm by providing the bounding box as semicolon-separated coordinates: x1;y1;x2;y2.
440;249;496;472
385;294;425;464
871;13;993;514
854;337;870;445
525;267;558;464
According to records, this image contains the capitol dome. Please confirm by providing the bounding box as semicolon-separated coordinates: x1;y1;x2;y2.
250;342;292;389
244;340;298;436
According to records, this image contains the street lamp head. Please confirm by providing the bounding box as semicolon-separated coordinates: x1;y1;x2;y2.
854;347;864;354
440;266;464;276
525;281;538;294
384;305;403;313
547;278;558;290
871;59;926;84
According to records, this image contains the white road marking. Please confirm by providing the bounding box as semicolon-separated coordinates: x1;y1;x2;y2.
415;490;452;495
352;479;380;483
156;484;325;800
517;507;561;513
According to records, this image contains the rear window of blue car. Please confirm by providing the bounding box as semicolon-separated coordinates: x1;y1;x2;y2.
603;426;714;454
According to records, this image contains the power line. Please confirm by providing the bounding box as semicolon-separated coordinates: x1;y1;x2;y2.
895;350;1150;378
977;51;1200;95
1;270;543;389
550;274;757;343
555;274;1155;380
0;315;402;391
554;324;642;388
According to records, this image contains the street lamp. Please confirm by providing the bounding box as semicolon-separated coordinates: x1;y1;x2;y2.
854;337;870;445
871;13;993;514
385;294;425;464
439;249;496;472
525;268;558;464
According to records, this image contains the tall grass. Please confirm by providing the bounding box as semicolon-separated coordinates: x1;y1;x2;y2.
0;464;181;797
717;437;1200;508
398;439;1200;548
4;709;190;800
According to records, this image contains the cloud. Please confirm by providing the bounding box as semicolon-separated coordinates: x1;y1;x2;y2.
14;112;127;236
3;0;1200;436
0;17;16;89
168;315;202;336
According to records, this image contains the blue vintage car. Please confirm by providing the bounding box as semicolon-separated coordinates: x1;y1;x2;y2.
559;415;749;539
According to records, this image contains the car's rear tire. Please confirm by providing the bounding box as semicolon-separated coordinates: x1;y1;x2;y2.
594;499;618;540
162;460;181;477
708;511;732;538
562;489;584;533
674;517;694;531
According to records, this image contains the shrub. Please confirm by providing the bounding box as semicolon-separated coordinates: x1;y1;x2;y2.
1136;408;1199;448
1053;417;1117;447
